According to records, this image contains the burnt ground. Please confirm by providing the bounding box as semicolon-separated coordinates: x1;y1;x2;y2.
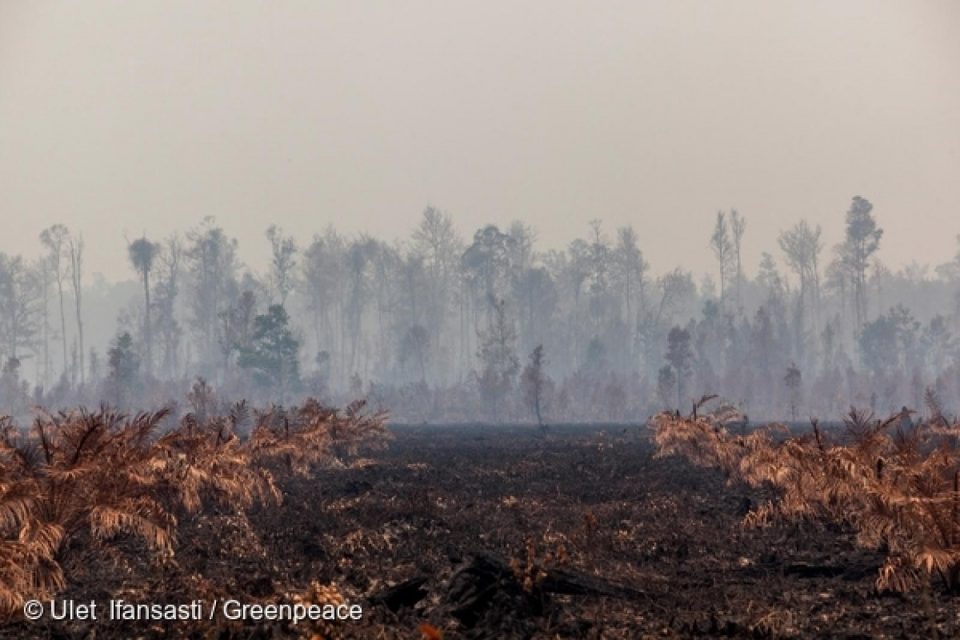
5;424;960;639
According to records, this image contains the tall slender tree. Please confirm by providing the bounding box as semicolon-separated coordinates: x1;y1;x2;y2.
128;237;159;377
184;217;239;376
521;344;549;428
265;225;298;307
841;196;882;333
614;226;648;362
730;209;746;310
412;207;462;378
153;237;183;379
710;211;734;309
39;225;69;379
67;233;85;386
779;220;824;364
36;257;51;388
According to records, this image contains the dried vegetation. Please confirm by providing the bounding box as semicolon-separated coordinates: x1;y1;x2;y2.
0;389;387;616
650;392;960;593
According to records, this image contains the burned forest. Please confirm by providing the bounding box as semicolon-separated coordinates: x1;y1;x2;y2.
3;2;960;638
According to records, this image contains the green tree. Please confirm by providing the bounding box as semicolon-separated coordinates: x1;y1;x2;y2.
107;332;140;406
238;304;301;401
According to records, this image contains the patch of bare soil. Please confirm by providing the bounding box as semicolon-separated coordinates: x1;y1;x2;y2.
4;424;958;638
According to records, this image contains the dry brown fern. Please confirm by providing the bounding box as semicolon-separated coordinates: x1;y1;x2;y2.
650;398;960;593
0;395;388;618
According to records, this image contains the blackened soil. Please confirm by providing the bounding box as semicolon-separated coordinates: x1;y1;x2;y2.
5;424;958;639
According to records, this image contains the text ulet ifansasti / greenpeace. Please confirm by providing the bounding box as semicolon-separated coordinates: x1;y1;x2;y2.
22;598;363;623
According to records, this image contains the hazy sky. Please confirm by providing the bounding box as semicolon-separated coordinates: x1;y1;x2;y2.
2;1;958;282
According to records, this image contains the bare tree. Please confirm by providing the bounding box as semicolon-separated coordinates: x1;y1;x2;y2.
344;236;377;377
302;229;345;384
412;207;462;377
39;225;70;378
825;250;850;345
730;209;746;309
265;225;298;307
779;220;824;361
613;226;648;360
184;217;239;375
710;211;734;309
67;233;85;386
36;257;51;388
153;237;183;379
521;344;549;428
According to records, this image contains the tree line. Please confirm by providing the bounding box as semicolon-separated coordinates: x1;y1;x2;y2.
1;197;960;422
